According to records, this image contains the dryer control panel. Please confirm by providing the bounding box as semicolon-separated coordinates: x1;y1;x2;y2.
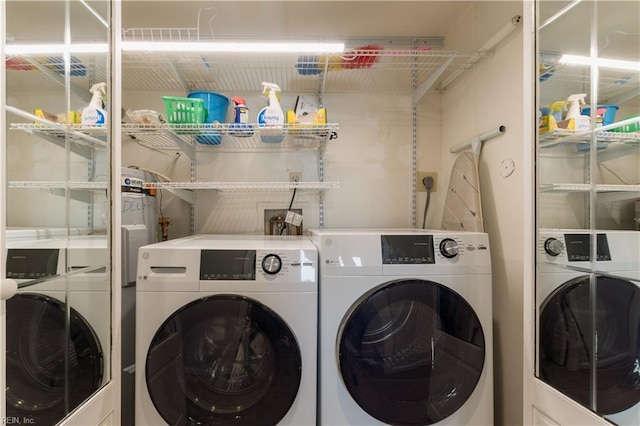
309;229;491;276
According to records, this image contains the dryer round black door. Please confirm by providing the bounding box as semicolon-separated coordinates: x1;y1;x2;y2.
338;279;485;425
146;295;302;426
539;276;640;416
5;293;104;425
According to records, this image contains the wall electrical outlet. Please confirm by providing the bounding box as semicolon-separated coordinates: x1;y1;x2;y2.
417;172;438;192
289;172;302;183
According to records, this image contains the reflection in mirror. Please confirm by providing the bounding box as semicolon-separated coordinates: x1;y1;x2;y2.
5;0;110;423
536;1;640;424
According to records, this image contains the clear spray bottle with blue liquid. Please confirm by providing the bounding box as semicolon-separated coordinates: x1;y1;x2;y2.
257;82;284;143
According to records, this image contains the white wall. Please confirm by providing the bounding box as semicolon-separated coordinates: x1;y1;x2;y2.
435;2;526;425
122;83;418;237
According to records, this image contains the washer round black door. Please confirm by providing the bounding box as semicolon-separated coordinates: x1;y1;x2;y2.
6;293;104;425
146;295;302;426
539;275;640;417
338;279;486;425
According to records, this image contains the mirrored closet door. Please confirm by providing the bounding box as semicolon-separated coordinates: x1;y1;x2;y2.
3;1;112;424
536;1;640;424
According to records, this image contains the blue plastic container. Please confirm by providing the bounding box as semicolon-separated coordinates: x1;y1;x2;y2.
188;91;229;145
581;105;618;127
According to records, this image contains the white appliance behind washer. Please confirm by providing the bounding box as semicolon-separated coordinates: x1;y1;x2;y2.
4;235;109;425
135;234;317;426
309;229;493;425
537;229;640;426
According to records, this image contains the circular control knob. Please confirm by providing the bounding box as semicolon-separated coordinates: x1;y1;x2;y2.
544;238;564;257
261;254;282;275
439;238;459;258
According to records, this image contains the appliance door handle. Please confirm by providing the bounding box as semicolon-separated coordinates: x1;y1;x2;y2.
0;278;18;300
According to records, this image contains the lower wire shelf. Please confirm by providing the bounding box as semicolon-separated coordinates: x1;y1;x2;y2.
146;181;340;204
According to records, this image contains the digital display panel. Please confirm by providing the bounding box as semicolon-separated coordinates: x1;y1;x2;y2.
200;250;256;280
564;234;611;262
381;235;435;264
6;249;60;279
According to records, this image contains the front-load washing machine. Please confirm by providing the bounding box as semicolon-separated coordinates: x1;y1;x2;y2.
4;235;109;425
135;234;317;426
309;229;493;425
537;229;640;426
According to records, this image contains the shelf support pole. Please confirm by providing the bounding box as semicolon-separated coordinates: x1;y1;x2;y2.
414;56;453;102
438;15;522;91
162;131;195;161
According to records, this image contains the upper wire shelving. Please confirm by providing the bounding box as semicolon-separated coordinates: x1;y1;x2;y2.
120;29;491;94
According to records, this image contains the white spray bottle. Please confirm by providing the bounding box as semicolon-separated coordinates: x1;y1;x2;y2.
257;82;284;143
565;93;590;131
82;82;107;126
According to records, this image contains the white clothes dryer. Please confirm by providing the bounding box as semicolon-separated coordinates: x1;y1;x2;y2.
4;235;109;425
309;229;493;425
135;234;317;426
537;229;640;426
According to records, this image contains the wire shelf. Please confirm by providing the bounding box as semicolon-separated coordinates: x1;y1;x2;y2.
6;53;108;93
123;27;201;42
121;48;490;93
148;181;339;193
123;123;338;151
539;129;640;148
9;123;109;149
539;183;640;193
9;181;108;189
7;33;489;95
10;123;108;136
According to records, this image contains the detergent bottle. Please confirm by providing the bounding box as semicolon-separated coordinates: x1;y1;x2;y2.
82;82;107;126
565;93;590;131
257;82;284;143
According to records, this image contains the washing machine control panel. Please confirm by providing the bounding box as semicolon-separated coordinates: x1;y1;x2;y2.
6;248;62;280
200;249;257;280
199;249;315;281
538;232;612;262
